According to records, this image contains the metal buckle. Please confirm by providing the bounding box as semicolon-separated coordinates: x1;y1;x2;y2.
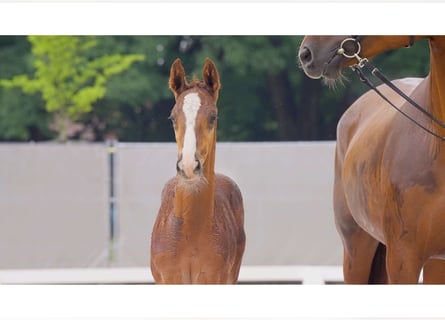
337;37;361;59
357;57;368;69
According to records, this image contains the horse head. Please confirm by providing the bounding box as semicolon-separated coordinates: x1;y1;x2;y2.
168;58;221;181
298;36;416;81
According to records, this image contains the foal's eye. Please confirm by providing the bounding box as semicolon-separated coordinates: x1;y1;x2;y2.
209;114;218;125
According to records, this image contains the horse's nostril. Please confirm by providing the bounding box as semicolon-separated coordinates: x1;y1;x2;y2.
176;160;181;173
194;160;201;174
299;46;312;64
176;155;182;173
176;155;201;178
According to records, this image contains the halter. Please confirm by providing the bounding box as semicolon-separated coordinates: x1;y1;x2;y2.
337;36;445;141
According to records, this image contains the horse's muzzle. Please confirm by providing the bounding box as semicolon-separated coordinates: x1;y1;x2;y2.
298;46;323;79
176;153;202;179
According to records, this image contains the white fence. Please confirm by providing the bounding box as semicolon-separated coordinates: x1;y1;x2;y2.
0;265;343;285
0;141;342;282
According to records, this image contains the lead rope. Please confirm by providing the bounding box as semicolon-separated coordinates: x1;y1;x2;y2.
339;37;445;141
353;64;445;141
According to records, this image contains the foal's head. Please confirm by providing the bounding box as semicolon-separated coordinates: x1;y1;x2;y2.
168;58;221;181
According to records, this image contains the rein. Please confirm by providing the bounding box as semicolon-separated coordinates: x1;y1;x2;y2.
337;37;445;141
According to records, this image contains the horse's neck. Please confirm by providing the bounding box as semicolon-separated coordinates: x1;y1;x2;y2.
174;141;216;223
428;37;445;130
174;182;215;221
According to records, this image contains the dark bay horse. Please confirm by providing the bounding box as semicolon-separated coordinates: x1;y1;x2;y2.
150;58;246;284
299;36;445;284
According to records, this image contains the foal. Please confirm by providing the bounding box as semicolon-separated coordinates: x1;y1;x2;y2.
150;58;246;284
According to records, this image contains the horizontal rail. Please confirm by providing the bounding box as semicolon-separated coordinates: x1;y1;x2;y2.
0;265;343;285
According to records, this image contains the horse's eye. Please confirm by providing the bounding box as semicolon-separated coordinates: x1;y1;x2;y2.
209;114;218;125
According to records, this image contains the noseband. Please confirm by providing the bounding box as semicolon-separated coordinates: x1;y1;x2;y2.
337;36;445;141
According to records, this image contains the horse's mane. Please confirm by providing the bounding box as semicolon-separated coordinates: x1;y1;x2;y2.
184;76;221;94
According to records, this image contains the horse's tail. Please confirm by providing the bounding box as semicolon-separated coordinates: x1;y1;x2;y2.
368;242;388;284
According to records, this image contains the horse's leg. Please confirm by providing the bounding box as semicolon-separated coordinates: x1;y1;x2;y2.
339;227;381;284
229;250;244;284
151;254;192;284
385;245;423;284
334;165;379;284
150;260;162;283
422;259;445;284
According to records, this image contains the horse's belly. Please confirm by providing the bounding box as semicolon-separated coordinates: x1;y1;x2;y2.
343;153;445;246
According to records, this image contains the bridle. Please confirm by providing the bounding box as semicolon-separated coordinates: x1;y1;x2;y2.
337;36;445;141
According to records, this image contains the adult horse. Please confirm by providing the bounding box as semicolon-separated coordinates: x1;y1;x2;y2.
150;58;246;284
299;36;445;284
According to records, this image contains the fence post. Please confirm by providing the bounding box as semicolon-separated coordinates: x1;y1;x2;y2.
106;138;119;266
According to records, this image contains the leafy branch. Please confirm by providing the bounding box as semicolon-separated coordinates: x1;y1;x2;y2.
0;36;144;141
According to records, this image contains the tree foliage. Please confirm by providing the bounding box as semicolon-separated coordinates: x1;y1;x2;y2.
0;36;431;142
0;36;144;141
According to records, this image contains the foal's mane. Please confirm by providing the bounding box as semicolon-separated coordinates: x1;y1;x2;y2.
183;76;220;96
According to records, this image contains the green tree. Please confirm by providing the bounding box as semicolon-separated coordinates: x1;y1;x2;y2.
87;36;179;142
63;36;432;142
0;36;144;141
0;36;432;142
0;36;49;141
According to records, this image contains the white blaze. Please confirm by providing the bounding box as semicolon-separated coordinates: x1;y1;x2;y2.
181;93;201;173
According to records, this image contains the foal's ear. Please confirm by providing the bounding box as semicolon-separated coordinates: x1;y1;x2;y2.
202;58;221;101
169;58;187;99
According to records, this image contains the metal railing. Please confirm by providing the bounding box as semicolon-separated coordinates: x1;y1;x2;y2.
0;265;343;285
